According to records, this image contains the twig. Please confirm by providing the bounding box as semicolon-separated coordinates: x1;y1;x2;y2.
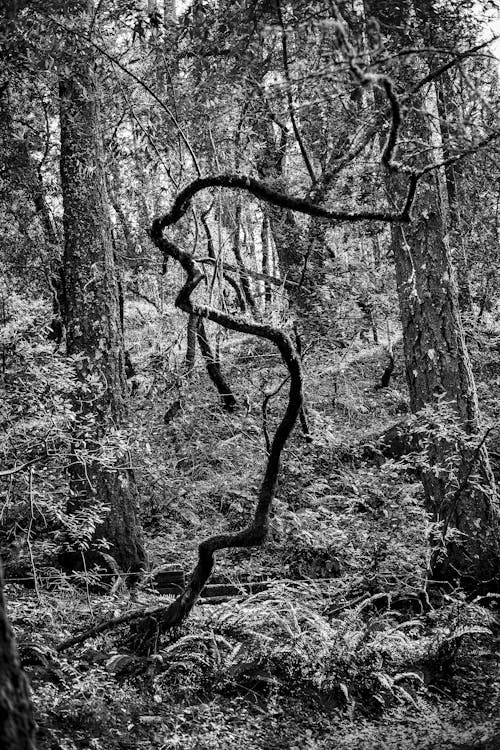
27;469;41;602
47;13;201;176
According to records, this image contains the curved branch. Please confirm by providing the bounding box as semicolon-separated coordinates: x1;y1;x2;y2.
156;173;415;232
134;228;303;640
58;225;304;654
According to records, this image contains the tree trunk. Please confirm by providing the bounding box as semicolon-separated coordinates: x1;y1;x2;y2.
185;312;197;374
365;0;500;587
411;0;474;312
0;83;65;340
261;215;273;311
0;562;37;750
59;8;144;572
434;74;473;313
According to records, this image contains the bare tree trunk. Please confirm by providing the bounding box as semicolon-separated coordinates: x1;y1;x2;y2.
0;562;37;750
232;201;259;316
390;172;499;583
411;0;474;313
261;215;273;311
59;6;144;572
185;312;197;373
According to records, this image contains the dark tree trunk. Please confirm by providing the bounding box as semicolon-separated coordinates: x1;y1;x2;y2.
196;318;237;411
0;562;37;750
59;9;144;572
185;312;197;373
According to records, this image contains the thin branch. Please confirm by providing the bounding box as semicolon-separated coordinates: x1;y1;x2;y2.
199;208;246;310
380;78;402;169
46;14;201;177
408;36;500;97
198;257;300;290
275;0;316;184
417;130;500;178
0;457;41;478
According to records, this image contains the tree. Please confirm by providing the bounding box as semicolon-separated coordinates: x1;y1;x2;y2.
363;0;500;586
59;2;144;572
0;561;37;750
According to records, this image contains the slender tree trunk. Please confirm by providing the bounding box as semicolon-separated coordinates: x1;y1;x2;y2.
412;0;474;312
232;201;259;316
261;215;273;311
185;312;197;373
0;562;37;750
59;8;144;572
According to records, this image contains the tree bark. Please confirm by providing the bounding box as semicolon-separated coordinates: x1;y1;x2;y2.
0;562;37;750
365;0;500;586
59;8;144;572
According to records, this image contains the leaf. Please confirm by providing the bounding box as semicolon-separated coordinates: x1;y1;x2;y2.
339;682;350;702
105;654;135;673
445;625;492;642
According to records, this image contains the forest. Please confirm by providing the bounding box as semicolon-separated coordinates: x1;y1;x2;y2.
1;0;500;748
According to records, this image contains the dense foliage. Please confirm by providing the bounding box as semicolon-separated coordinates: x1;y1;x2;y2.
1;0;500;748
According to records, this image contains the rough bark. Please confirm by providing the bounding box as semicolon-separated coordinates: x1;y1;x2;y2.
434;75;473;313
412;0;474;312
0;562;37;750
59;9;144;572
365;0;500;586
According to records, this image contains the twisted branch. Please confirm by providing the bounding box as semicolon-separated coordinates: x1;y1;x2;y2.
156;173;416;232
57;221;304;654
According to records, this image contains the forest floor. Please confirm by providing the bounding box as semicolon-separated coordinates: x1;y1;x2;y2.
7;311;500;750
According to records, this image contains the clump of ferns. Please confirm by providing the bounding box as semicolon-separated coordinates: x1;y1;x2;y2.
418;597;499;678
153;634;229;697
189;586;427;711
150;585;497;709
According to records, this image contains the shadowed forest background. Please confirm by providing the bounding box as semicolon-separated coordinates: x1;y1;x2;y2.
1;0;500;748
